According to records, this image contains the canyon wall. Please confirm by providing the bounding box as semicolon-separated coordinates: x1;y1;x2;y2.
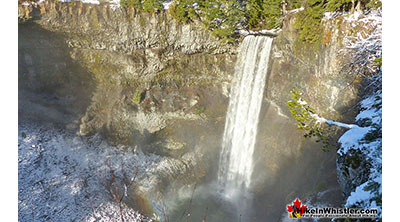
18;1;380;220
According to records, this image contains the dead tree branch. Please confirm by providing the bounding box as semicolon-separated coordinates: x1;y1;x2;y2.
96;158;139;222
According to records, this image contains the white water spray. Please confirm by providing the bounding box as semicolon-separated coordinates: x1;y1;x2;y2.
218;36;273;197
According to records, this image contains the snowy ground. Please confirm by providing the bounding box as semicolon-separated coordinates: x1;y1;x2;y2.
18;122;162;221
336;9;382;217
338;88;382;216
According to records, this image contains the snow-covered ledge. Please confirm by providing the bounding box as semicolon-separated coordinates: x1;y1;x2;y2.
238;28;281;37
287;7;304;14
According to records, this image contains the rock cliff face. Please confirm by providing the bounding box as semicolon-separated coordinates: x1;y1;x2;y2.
18;1;380;219
19;0;235;149
268;13;369;121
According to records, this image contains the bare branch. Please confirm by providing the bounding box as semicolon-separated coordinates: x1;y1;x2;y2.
201;207;208;222
186;184;197;222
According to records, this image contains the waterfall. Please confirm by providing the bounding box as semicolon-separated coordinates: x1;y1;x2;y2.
218;36;273;198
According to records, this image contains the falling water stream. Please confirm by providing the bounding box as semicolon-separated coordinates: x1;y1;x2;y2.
218;35;273;198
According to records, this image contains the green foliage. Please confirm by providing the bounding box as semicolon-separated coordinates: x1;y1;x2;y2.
120;0;381;43
21;132;27;138
120;0;163;12
143;0;163;13
373;57;382;66
245;0;283;29
287;88;330;151
262;0;283;29
194;106;205;115
326;0;382;12
205;1;244;42
120;0;142;10
287;0;307;9
294;0;324;44
365;0;382;10
293;0;381;44
168;0;201;23
168;1;188;22
363;180;382;207
168;0;283;42
246;0;263;29
325;0;353;12
169;0;245;42
131;88;142;105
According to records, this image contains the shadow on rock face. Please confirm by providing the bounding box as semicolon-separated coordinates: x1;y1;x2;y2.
18;21;95;131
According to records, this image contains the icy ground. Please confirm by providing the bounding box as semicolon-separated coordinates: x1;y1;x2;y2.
18;122;162;221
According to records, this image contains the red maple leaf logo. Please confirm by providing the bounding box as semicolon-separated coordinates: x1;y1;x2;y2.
287;198;307;218
287;205;293;212
293;198;301;209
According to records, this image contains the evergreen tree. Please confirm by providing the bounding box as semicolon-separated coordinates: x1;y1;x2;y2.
294;0;325;43
120;0;143;10
287;0;307;9
143;0;163;12
262;0;283;29
169;0;201;23
246;0;263;28
326;0;353;12
287;88;358;151
365;0;382;10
